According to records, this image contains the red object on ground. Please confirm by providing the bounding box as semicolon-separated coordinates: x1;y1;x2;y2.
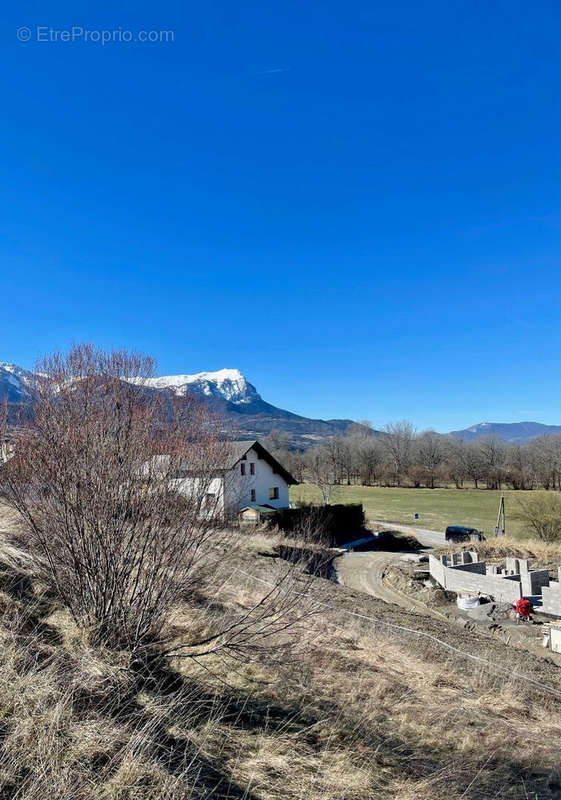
514;598;532;618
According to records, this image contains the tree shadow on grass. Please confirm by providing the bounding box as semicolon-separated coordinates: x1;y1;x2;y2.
0;562;62;645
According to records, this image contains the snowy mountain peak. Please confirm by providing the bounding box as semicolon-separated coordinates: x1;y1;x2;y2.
0;362;35;402
141;368;261;405
0;363;32;378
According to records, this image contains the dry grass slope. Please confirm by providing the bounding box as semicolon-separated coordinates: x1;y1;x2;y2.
0;506;560;799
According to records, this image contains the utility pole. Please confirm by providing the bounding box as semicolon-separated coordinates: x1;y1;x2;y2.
494;493;505;537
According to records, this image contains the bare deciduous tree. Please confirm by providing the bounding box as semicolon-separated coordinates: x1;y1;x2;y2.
0;345;315;661
443;437;466;488
382;421;416;487
355;438;384;486
477;436;506;490
460;442;486;489
505;443;531;490
527;435;561;490
303;446;337;503
416;431;445;489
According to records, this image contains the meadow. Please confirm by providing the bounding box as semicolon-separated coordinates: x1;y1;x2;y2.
290;484;539;539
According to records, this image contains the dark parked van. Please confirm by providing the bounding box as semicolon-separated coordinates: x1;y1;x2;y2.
445;525;485;543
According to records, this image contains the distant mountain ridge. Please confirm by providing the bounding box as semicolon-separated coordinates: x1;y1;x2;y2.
449;421;561;444
134;368;358;445
1;362;558;447
0;363;357;447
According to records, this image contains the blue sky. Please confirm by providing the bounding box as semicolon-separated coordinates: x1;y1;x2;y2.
1;1;559;431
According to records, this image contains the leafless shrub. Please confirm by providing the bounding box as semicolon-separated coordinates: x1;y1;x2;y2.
0;344;316;662
513;492;561;542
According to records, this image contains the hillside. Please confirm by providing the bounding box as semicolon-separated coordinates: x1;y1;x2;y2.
1;505;560;799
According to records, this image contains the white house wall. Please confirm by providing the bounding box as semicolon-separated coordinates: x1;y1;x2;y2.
224;446;289;513
172;475;226;517
172;445;290;517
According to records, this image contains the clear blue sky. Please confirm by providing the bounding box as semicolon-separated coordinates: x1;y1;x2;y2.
2;1;559;431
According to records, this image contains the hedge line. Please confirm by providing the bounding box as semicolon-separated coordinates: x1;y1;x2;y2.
271;503;365;547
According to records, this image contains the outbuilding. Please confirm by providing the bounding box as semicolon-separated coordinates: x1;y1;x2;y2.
239;504;279;526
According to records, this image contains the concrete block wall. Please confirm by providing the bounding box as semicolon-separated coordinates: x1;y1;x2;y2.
444;569;522;602
522;569;550;596
451;562;487;575
541;582;561;617
505;557;519;576
429;551;555;605
428;554;446;586
428;554;522;603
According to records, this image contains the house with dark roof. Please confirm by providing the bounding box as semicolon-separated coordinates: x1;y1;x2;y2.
172;440;298;518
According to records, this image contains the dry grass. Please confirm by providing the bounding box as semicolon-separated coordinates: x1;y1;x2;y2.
0;506;560;799
471;536;561;566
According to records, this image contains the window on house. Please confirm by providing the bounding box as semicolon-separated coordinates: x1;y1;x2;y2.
204;492;216;506
250;489;256;502
250;462;255;475
240;463;246;476
269;487;279;500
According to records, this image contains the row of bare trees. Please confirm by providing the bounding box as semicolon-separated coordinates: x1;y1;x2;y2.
263;422;561;498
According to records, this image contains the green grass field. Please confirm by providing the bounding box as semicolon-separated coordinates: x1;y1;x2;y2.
290;484;538;539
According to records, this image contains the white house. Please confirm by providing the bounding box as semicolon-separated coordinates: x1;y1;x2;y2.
172;440;298;519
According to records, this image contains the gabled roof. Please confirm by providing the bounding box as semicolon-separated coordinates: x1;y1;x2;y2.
225;440;298;485
153;440;298;485
222;440;260;468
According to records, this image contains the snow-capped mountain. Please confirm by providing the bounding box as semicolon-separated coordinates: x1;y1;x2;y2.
141;368;260;405
0;363;36;404
449;421;561;443
2;360;559;447
0;362;356;446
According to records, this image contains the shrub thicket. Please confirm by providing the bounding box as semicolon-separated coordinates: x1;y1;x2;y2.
272;503;365;546
514;493;561;542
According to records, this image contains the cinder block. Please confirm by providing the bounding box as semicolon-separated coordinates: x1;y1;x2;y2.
505;557;519;576
551;627;561;653
429;555;446;587
451;561;487;575
541;584;561;616
521;569;549;597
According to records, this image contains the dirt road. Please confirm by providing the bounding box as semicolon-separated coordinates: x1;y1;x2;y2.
334;550;427;611
333;522;445;616
370;521;446;548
